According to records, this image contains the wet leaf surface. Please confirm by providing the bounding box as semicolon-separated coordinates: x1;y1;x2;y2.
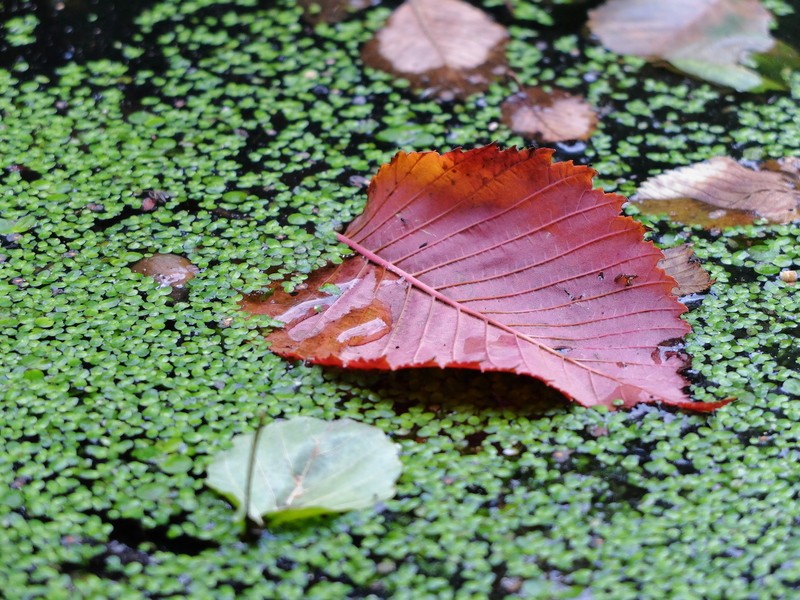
243;146;731;412
131;253;199;288
633;197;757;230
361;0;509;100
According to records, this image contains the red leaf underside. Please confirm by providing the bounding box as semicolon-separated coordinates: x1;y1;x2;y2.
245;146;730;411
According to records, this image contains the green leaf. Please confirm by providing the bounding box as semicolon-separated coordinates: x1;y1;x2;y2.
206;417;402;525
375;126;436;148
0;214;36;234
668;58;763;93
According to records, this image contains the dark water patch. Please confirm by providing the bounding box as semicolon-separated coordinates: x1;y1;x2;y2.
107;516;217;555
278;156;332;190
484;0;603;32
89;204;146;232
772;344;800;370
4;163;43;182
0;0;160;79
724;263;761;285
60;516;218;584
332;367;571;419
211;206;252;220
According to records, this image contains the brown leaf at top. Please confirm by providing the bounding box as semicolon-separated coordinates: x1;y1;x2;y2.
501;87;598;143
361;0;508;100
588;0;775;91
243;145;732;412
298;0;371;25
131;253;198;288
634;157;800;228
658;244;714;296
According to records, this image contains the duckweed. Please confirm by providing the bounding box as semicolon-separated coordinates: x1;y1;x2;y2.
1;0;799;598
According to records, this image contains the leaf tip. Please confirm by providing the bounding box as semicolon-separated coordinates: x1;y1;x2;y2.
666;396;736;413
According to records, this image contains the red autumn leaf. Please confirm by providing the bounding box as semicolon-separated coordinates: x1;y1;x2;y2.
243;146;731;412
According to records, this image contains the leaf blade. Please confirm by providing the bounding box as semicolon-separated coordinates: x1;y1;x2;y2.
246;146;730;411
634;156;800;226
206;417;402;524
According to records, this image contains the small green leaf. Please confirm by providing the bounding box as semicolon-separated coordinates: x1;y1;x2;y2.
22;369;44;382
0;214;36;234
206;417;401;525
319;282;342;296
375;126;436;148
160;454;193;474
754;263;780;275
15;215;37;232
782;378;800;396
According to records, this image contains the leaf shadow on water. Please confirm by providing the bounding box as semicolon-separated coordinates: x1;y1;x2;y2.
311;367;664;531
327;366;572;421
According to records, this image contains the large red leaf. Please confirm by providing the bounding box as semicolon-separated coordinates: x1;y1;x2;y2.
243;146;730;411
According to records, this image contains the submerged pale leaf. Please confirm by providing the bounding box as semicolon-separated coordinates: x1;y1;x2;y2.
206;417;402;524
588;0;775;91
361;0;508;100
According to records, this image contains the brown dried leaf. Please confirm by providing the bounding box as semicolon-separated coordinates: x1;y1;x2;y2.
634;157;800;227
762;156;800;179
588;0;775;91
501;87;598;143
298;0;371;25
131;253;198;288
633;197;756;230
361;0;508;100
131;253;199;301
658;244;714;296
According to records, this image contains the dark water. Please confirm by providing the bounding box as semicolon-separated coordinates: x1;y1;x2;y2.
0;0;158;73
3;0;798;178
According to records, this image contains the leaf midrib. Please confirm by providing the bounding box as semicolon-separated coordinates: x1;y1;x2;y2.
335;231;656;391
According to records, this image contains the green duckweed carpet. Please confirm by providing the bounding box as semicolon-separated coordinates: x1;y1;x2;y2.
1;0;799;598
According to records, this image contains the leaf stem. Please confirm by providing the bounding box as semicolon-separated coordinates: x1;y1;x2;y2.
244;412;267;526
